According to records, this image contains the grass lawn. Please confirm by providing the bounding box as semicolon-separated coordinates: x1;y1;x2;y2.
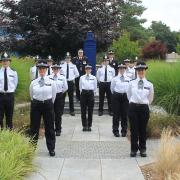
10;57;34;103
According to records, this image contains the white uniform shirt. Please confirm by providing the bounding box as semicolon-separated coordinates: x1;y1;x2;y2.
79;74;97;94
48;74;68;93
30;66;53;80
61;62;79;81
125;67;136;80
111;74;130;94
127;77;154;105
96;65;115;82
0;66;18;93
29;76;57;103
30;65;38;80
45;66;53;76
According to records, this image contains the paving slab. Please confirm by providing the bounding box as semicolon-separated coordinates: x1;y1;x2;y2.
59;159;101;180
101;159;144;180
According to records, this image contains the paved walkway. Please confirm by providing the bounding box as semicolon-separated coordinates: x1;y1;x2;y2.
26;115;159;180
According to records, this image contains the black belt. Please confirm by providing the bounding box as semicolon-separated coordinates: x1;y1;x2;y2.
82;90;94;93
33;99;52;103
0;92;14;95
114;92;126;96
130;102;147;107
56;92;63;95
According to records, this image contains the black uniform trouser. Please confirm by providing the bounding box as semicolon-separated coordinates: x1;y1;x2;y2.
99;82;112;112
30;99;55;151
0;93;14;129
128;103;150;152
75;77;80;101
54;92;65;132
64;81;74;112
80;90;94;128
112;92;128;134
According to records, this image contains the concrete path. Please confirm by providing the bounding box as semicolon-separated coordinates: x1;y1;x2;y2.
26;115;159;180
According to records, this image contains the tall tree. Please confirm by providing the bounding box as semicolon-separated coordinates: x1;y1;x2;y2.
150;21;177;53
0;0;121;57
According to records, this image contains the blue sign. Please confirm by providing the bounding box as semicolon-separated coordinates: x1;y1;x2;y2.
83;31;97;75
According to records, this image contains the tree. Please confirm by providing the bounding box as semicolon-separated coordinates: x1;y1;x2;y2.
142;40;167;60
112;33;139;61
176;44;180;55
0;0;121;57
150;21;177;53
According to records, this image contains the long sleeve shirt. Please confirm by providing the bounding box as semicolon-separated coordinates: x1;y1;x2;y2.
127;77;154;105
61;62;79;81
111;74;130;94
96;65;115;82
48;74;68;93
0;66;18;93
29;76;57;103
79;74;97;94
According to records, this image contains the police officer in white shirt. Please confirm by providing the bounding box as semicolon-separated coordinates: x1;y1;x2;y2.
111;63;130;137
79;65;97;131
127;61;154;158
49;64;68;136
97;55;115;116
29;60;57;157
61;52;79;116
46;55;54;76
125;60;136;80
0;52;18;130
30;55;40;80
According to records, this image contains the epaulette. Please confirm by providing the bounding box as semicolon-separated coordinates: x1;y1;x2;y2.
130;78;136;81
49;77;54;80
60;73;65;76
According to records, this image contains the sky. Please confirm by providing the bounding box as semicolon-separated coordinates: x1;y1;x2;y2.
141;0;180;31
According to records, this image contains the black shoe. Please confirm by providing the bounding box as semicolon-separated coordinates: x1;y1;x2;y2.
87;127;91;132
56;131;61;136
130;151;137;157
49;150;55;157
82;127;87;132
70;112;75;116
98;111;103;116
121;133;127;137
140;150;147;157
114;132;120;137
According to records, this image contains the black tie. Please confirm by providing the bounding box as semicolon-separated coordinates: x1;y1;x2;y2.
35;67;38;79
66;64;69;79
4;68;8;91
104;66;107;82
48;68;50;75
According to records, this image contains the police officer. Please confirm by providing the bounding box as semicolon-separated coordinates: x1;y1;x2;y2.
79;65;97;131
46;55;54;76
49;64;68;136
29;60;57;156
111;63;130;137
97;55;115;116
72;49;88;102
61;52;79;116
108;50;118;75
30;55;40;80
125;60;136;80
127;61;154;157
0;52;18;130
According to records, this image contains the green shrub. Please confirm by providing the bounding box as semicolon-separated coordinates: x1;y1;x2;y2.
10;57;34;103
112;32;140;61
147;61;180;115
0;130;36;180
